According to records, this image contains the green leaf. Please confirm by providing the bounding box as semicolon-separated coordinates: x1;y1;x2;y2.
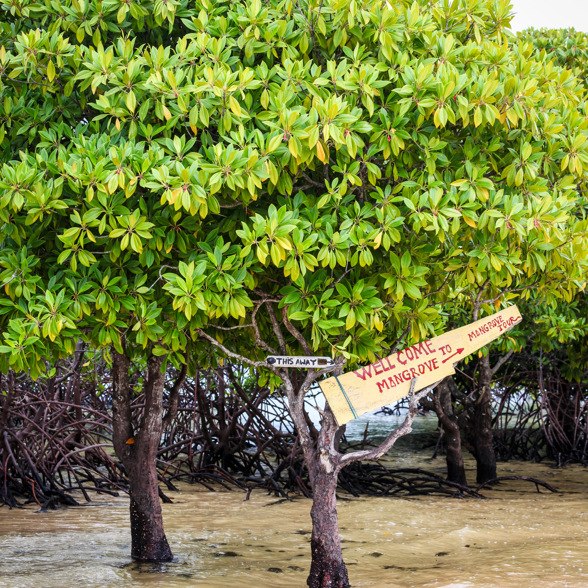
47;60;56;82
126;90;137;113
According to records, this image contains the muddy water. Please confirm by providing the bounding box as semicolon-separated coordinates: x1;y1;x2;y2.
1;445;587;587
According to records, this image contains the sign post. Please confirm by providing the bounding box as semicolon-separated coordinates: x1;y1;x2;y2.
266;356;336;368
319;305;522;426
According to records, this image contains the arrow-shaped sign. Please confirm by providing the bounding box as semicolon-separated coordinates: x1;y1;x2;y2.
266;356;335;368
441;348;464;364
319;305;522;426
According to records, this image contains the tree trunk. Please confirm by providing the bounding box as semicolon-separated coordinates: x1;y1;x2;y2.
473;355;496;484
307;470;349;588
445;423;467;485
277;360;357;587
111;350;172;562
72;339;85;445
436;378;467;486
298;401;350;588
127;447;171;560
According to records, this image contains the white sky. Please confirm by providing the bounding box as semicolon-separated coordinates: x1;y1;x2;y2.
510;0;588;33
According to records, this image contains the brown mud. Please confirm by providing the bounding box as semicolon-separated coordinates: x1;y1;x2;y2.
0;451;587;588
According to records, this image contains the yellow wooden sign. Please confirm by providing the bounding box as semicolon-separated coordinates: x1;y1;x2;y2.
319;305;522;426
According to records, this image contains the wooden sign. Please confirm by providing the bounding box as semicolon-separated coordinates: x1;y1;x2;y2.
319;305;522;426
266;356;336;368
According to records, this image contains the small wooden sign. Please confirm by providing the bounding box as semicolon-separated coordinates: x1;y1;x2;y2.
266;356;336;368
319;305;522;426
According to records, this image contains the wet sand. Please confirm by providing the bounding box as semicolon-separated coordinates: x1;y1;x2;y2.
1;449;587;588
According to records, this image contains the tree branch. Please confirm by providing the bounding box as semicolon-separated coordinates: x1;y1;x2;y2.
477;281;540;307
2;73;55;89
430;383;458;433
338;378;442;467
251;301;278;355
491;349;514;377
282;304;313;355
196;328;279;372
0;269;23;290
267;302;287;355
148;264;177;290
472;278;491;321
162;360;188;429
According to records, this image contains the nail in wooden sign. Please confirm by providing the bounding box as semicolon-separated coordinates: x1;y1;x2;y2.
266;356;336;368
319;305;522;426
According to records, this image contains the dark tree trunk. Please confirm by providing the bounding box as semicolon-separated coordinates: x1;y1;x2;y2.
111;350;172;562
278;367;347;588
473;355;496;484
72;340;85;445
127;449;171;560
303;404;349;588
445;425;467;485
307;467;349;588
435;378;467;486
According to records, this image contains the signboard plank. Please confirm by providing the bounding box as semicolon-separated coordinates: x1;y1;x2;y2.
319;305;522;426
266;356;336;368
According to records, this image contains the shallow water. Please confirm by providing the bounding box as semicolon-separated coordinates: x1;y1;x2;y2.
1;440;587;587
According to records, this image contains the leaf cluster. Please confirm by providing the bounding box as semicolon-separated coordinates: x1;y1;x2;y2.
0;0;587;378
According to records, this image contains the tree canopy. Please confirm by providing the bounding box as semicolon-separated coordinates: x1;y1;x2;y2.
0;0;587;380
518;27;588;84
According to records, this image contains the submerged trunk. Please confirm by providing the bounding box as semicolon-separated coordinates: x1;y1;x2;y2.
472;355;496;484
111;350;172;562
307;470;349;588
276;348;434;588
293;391;348;588
426;378;467;486
438;379;467;486
127;449;172;560
445;424;467;486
